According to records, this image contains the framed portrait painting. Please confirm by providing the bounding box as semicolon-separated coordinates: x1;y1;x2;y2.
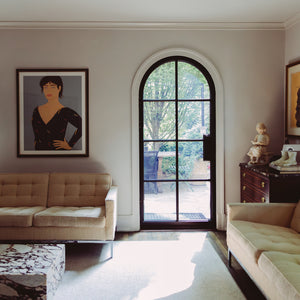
17;69;89;157
286;61;300;136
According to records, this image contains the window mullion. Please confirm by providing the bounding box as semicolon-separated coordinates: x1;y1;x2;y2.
175;60;179;222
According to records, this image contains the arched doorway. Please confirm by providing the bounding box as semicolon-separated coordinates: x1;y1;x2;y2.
131;48;225;231
139;56;216;229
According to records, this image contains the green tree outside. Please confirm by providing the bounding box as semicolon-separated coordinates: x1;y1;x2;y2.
143;60;210;179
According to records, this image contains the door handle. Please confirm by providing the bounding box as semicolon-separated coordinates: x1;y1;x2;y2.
203;134;215;161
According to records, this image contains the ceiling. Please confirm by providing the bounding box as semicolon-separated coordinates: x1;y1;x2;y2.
1;0;300;28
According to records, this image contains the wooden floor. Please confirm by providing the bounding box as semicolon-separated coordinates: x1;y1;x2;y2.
115;230;266;300
207;231;266;300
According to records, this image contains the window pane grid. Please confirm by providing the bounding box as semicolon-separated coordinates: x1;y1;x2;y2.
141;56;214;227
144;139;206;142
143;99;211;102
144;179;211;183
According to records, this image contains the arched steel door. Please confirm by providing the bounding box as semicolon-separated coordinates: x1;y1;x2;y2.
139;56;216;229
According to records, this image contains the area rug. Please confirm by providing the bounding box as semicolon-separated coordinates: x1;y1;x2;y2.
54;232;245;300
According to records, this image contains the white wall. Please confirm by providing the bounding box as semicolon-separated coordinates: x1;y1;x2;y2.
286;21;300;64
0;28;284;231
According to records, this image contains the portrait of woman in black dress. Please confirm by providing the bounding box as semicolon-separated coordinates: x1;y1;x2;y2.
32;76;82;150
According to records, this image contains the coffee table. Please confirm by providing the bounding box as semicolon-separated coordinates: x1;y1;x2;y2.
0;244;65;299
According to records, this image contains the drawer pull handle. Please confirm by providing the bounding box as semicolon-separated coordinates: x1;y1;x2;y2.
261;182;265;188
261;197;265;203
242;185;246;191
243;173;246;177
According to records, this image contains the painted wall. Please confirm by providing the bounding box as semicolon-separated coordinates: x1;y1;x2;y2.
0;28;284;230
286;22;300;65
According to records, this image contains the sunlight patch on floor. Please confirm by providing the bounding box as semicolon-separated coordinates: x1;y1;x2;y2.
133;232;207;299
56;232;245;300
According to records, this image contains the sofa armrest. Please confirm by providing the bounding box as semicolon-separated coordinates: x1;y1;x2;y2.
105;186;118;240
227;203;296;227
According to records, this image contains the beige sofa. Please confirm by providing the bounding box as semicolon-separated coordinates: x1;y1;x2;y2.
227;202;300;300
0;173;117;255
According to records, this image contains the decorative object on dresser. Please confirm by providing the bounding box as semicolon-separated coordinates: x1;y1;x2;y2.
240;163;300;203
270;144;300;173
247;122;272;165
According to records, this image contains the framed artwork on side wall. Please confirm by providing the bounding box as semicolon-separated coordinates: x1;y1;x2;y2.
286;61;300;137
17;69;89;157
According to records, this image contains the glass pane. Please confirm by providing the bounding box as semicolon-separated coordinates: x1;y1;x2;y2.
179;181;211;220
178;142;210;180
144;182;176;221
143;62;175;100
178;101;210;140
143;101;175;140
178;61;210;99
144;142;176;181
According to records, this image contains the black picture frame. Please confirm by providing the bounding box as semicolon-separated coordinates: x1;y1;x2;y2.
286;61;300;137
17;68;89;157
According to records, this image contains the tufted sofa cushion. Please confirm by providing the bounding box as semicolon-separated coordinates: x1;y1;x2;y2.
48;173;112;207
0;173;49;207
34;206;106;227
0;207;46;227
228;220;300;263
258;251;300;300
291;201;300;233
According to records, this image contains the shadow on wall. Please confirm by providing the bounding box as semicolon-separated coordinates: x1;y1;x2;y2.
288;57;300;65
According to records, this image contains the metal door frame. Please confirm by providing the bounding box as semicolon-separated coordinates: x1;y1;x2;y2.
139;56;216;230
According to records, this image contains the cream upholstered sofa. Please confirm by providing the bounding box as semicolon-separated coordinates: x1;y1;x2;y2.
0;173;117;255
227;202;300;300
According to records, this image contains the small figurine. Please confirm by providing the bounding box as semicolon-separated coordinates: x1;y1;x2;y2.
247;123;270;165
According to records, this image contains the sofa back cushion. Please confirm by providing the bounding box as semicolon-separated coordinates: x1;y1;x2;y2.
0;173;49;207
290;200;300;232
48;173;112;207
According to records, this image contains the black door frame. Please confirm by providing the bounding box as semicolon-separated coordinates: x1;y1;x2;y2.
139;56;216;230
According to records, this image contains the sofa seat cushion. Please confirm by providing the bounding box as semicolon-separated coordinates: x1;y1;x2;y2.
33;206;106;227
0;206;46;227
258;251;300;300
228;221;300;263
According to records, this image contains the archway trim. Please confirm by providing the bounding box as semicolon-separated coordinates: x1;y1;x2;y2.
131;48;225;230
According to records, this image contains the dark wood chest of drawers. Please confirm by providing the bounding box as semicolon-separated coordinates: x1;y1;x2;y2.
240;163;300;203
